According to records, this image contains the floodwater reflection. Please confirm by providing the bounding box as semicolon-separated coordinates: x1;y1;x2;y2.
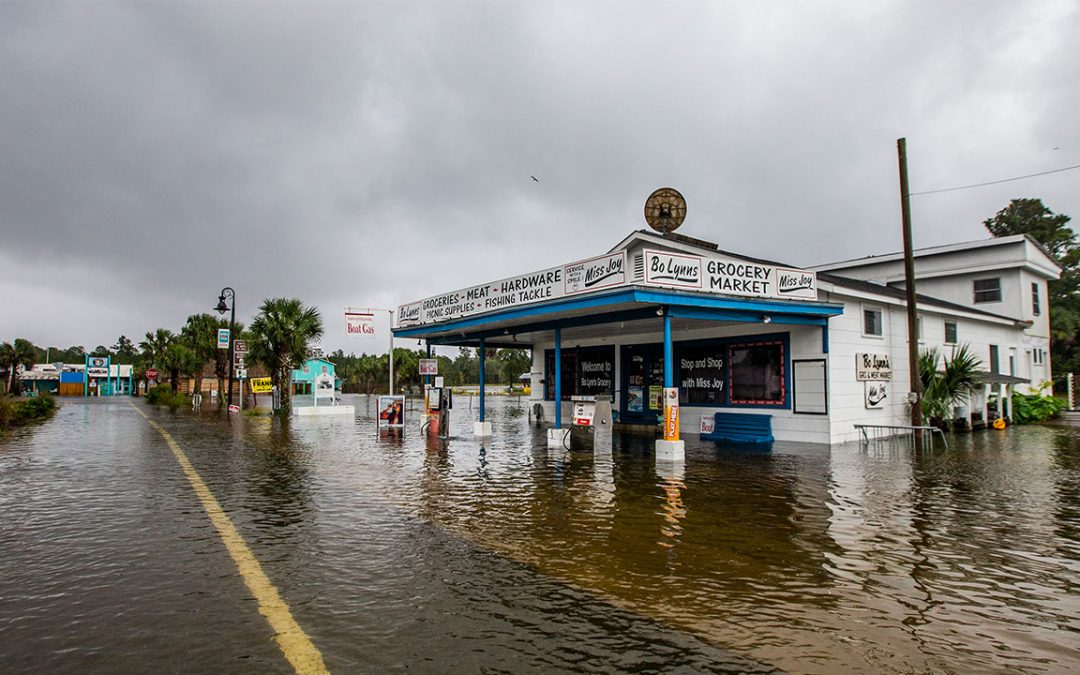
336;398;1079;674
1;397;1078;674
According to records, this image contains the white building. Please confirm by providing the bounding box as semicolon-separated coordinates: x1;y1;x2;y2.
394;230;1059;447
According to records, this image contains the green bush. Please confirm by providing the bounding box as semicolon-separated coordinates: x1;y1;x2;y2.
0;393;57;430
145;384;190;408
1011;392;1066;424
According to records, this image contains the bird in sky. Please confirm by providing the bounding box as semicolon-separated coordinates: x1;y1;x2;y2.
531;176;539;183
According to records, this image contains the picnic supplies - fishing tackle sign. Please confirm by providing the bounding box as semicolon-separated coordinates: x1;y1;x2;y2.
396;247;817;328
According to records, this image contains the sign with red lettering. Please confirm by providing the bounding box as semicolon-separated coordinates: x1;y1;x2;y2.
345;309;377;338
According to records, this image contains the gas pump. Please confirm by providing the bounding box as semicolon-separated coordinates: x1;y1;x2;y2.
425;386;452;438
566;395;613;448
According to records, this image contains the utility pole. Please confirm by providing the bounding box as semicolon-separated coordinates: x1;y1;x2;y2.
897;138;923;448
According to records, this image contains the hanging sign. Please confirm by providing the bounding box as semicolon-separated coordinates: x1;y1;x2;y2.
419;359;438;375
856;353;893;381
217;329;230;349
345;308;377;338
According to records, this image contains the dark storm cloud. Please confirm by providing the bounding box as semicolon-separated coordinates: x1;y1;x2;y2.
2;1;1078;350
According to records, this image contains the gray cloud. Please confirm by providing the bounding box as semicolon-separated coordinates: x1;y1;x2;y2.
2;1;1078;351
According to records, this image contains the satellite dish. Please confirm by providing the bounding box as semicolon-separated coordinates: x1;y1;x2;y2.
644;188;686;235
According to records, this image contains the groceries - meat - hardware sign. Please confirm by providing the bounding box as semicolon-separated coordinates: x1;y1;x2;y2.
397;247;817;327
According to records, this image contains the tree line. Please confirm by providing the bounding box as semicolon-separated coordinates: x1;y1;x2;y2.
328;346;531;394
3;296;533;411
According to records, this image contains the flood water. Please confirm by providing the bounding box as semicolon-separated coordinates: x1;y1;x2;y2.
1;396;1078;673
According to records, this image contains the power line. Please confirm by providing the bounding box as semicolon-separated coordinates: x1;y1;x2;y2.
909;162;1080;196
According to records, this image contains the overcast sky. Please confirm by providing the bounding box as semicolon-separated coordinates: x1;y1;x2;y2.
3;1;1078;354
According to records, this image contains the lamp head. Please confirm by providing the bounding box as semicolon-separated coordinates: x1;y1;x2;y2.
215;295;229;315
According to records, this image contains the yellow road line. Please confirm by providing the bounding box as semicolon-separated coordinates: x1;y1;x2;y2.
132;404;329;675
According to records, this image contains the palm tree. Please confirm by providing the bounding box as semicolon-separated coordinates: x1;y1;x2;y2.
139;328;175;371
181;313;227;398
248;298;323;413
161;341;201;395
919;344;983;425
1;338;38;395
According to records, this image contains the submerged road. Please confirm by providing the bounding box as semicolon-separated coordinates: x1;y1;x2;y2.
0;399;774;674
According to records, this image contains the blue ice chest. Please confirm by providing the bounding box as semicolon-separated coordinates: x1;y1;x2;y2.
701;412;774;444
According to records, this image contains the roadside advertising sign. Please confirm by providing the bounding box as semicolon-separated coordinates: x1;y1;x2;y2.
217;329;230;349
377;395;406;428
250;377;273;393
419;359;438;375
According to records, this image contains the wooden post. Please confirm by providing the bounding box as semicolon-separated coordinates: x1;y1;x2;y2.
898;138;923;448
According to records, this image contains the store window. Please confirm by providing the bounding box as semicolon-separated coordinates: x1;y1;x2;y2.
678;343;726;405
728;341;785;405
544;346;615;400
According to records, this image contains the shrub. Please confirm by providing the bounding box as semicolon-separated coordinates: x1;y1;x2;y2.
0;393;57;430
145;384;189;408
1011;392;1066;424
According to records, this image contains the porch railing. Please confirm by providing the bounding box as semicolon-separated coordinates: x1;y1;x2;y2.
853;424;948;450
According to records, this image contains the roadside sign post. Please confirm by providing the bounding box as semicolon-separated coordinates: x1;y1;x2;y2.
233;340;247;410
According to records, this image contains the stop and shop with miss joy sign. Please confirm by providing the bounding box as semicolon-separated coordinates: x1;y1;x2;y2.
392;199;1057;457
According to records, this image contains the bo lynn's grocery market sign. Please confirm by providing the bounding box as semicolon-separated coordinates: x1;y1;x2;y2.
397;249;818;329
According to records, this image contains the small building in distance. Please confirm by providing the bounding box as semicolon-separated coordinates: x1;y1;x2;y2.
19;363;135;396
291;358;341;396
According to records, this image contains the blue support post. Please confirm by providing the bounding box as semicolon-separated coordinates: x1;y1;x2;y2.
554;327;562;428
478;338;486;423
822;324;829;354
663;311;673;388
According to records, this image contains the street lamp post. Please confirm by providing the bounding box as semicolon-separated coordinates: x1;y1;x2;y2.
215;287;236;409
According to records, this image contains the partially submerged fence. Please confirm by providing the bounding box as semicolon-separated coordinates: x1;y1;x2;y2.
853;424;949;450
